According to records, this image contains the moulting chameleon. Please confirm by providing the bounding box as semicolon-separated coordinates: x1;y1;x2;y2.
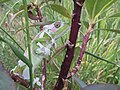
11;21;69;86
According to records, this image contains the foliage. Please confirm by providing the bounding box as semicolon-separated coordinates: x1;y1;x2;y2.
0;0;120;90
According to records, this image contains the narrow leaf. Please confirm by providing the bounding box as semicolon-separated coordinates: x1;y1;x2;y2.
0;27;24;51
0;37;32;68
45;4;71;19
109;13;120;18
0;0;10;3
85;0;117;20
73;76;87;88
81;21;89;28
85;51;119;67
93;28;120;34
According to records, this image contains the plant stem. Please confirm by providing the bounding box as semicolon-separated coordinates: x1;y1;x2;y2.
67;24;94;79
22;0;33;90
42;58;46;90
54;0;85;90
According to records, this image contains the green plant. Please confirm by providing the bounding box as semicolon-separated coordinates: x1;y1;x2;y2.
0;0;120;90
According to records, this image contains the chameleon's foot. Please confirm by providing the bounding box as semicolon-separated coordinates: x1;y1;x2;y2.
65;40;74;49
33;77;41;86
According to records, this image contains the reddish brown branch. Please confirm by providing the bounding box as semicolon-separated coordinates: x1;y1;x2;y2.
10;72;41;90
27;3;43;22
10;72;30;88
35;4;43;31
27;3;39;20
32;3;46;90
36;6;43;22
35;4;46;90
42;58;46;90
28;3;45;89
54;0;85;90
28;11;40;20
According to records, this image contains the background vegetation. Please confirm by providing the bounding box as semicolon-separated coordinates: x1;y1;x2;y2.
0;0;120;90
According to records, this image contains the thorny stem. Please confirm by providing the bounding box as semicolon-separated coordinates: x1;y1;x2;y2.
54;0;85;90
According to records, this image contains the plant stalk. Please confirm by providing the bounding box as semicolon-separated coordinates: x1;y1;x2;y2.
54;0;85;90
22;0;33;90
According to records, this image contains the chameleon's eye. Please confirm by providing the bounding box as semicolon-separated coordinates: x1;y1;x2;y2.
54;21;61;28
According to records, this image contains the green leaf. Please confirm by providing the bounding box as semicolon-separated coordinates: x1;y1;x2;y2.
0;37;32;68
19;4;24;11
0;0;10;3
0;62;16;90
45;4;71;19
81;21;89;28
109;13;120;18
73;76;87;89
0;1;19;26
72;47;80;62
82;84;120;90
93;28;120;34
85;51;119;67
85;0;117;21
0;27;24;51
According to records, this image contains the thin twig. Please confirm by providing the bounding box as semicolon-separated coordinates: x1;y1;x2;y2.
42;58;46;90
67;24;94;79
10;72;30;88
35;4;46;90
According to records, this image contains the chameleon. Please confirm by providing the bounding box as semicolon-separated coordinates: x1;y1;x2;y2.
11;21;69;86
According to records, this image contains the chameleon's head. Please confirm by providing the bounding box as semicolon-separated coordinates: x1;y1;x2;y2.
44;21;64;34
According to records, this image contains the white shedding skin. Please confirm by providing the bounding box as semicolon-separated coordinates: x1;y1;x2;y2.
18;60;25;67
33;77;41;86
22;66;29;79
12;21;64;86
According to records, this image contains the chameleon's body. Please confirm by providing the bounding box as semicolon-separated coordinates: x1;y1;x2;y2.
11;21;65;86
